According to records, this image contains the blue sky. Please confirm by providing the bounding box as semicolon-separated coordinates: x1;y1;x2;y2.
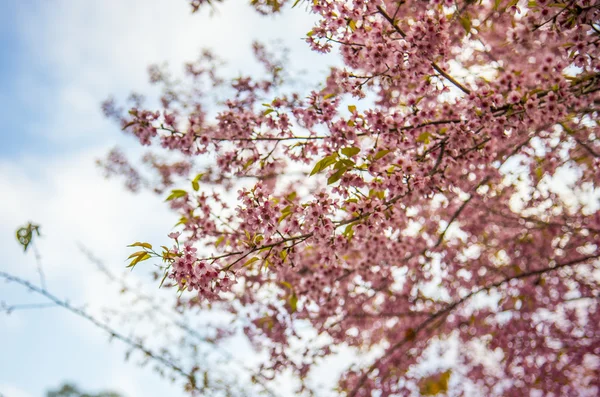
0;1;49;158
0;1;336;396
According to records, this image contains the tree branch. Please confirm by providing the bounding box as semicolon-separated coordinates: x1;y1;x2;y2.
0;270;247;395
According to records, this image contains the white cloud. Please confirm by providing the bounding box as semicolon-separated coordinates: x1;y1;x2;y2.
0;384;34;397
13;0;327;144
0;146;192;396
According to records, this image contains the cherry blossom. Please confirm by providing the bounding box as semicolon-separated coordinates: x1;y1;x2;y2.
105;1;600;395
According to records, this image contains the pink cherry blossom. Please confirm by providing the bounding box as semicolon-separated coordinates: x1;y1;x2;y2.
111;1;600;395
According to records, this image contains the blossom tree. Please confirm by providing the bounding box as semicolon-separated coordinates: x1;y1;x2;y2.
101;0;600;395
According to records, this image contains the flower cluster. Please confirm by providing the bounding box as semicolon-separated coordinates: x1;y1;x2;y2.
169;240;235;299
114;0;600;395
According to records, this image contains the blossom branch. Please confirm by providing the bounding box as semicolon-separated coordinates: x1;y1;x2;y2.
376;5;472;95
348;253;600;396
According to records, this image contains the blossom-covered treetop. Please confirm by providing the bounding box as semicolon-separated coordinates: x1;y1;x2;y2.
102;1;600;395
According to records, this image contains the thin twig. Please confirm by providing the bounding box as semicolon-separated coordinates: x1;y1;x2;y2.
0;270;202;390
32;244;47;290
1;301;57;313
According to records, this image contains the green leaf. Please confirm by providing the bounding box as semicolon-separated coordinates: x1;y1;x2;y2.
215;236;225;247
323;93;336;100
341;146;360;157
327;167;347;185
347;105;357;113
278;212;292;224
175;216;188;227
343;223;356;239
374;149;391;160
263;108;275;116
280;281;293;290
286;191;297;202
243;158;255;170
280;249;288;261
368;189;385;200
334;159;355;170
559;122;574;135
15;223;41;252
289;293;298;313
243;257;260;268
191;173;204;192
373;149;391;160
121;121;136;131
310;154;338;176
535;166;544;181
278;205;294;223
127;250;147;260
348;19;357;31
417;132;431;144
128;242;153;249
161;248;177;260
459;14;471;33
419;370;452;396
128;253;151;268
263;258;271;269
165;189;187;201
136;253;152;264
256;316;274;330
193;172;202;182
